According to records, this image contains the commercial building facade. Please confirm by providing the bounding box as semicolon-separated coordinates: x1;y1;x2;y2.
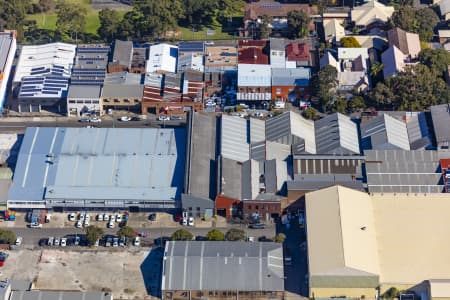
0;31;16;112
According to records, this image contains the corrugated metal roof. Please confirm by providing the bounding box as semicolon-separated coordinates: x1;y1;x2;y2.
221;115;249;162
365;149;443;193
162;241;284;291
431;104;450;144
271;67;311;86
11;291;112;300
112;40;133;67
360;114;410;150
9;127;186;202
250;118;265;143
67;85;101;99
238;64;271;86
221;157;243;200
315;113;360;154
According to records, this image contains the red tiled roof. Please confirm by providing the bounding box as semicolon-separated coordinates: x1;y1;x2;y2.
286;43;311;62
238;47;269;64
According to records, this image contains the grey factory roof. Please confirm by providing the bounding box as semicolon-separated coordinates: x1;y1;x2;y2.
221;115;250;162
11;291;112;300
287;174;364;191
71;44;109;85
111;40;133;68
188;113;217;199
315;113;360;154
162;241;284;292
365;149;443;193
178;41;204;53
250;118;265;144
0;32;14;74
221;157;246;200
104;72;142;85
270;38;286;51
9;127;186;202
360;114;410;150
131;47;147;70
271;67;311;86
67;85;102;99
430;104;450;143
102;72;143;98
266;111;316;153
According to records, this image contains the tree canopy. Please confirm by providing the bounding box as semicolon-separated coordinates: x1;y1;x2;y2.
171;229;194;241
287;10;311;39
339;36;361;48
98;9;121;42
418;48;450;78
206;229;225;241
85;225;104;246
0;0;31;40
117;226;135;239
0;229;16;244
55;0;87;39
311;65;338;110
225;228;246;241
390;6;439;41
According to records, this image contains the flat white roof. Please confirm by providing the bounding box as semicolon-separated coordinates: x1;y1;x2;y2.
238;64;271;86
146;43;178;74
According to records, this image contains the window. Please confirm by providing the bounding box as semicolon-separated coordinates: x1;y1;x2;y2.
76;100;83;104
196;207;200;211
248;205;252;209
255;205;259;210
93;100;99;104
188;207;192;211
276;88;281;94
68;100;75;103
84;100;92;104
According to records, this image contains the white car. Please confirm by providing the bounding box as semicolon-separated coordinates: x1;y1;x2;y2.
84;220;90;227
110;215;116;222
54;238;60;246
103;214;109;221
30;223;42;229
97;214;103;221
85;213;90;221
60;238;67;247
68;213;76;222
120;116;131;122
182;218;188;226
79;213;85;221
158;115;170;121
76;221;83;228
188;217;195;227
133;237;140;246
107;221;115;229
15;236;23;246
90;117;101;123
116;214;122;223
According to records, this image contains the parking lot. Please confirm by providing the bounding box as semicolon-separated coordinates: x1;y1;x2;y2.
2;248;161;299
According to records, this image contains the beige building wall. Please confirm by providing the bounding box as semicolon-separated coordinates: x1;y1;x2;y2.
310;287;377;299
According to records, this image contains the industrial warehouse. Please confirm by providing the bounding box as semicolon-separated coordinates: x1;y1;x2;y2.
8;127;186;210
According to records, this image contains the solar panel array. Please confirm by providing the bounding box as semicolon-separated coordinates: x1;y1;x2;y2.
19;72;69;98
70;45;109;85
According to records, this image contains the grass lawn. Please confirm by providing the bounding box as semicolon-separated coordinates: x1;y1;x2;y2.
178;25;236;41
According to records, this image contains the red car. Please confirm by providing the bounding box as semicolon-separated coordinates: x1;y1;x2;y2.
174;214;182;222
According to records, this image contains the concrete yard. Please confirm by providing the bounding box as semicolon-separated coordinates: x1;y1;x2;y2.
1;248;162;299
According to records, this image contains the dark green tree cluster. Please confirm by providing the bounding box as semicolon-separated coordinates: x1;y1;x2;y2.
287;10;311;39
55;0;87;39
311;65;338;110
390;6;439;41
0;229;16;244
0;0;32;40
339;36;361;48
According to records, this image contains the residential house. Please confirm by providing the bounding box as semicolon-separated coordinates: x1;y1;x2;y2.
381;45;409;78
440;0;450;21
431;104;450;152
387;27;421;58
243;0;317;37
0;31;16;111
320;48;370;92
101;72;143;112
177;41;204;73
438;30;450;44
13;42;76;113
66;85;102;117
365;150;444;193
161;241;285;300
108;40;133;73
146;44;178;74
238;40;269;65
323;19;345;44
306;185;450;298
286;43;312;67
271;68;311;102
351;0;394;30
237;64;271;104
269;38;286;68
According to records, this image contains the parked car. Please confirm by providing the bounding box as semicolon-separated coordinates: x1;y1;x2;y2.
158;115;170;121
195;236;207;241
74;236;80;246
79;118;90;123
188;217;195;226
45;214;51;223
85;213;90;221
248;223;265;229
15;236;23;246
29;222;42;229
94;239;99;247
116;214;122;223
54;238;60;246
76;221;83;228
120;116;131;122
170;115;182;120
60;238;67;247
108;221;115;229
130;117;141;121
79;213;85;221
103;214;109;221
106;237;112;247
174;214;182;223
133;237;140;246
84;220;90;227
258;236;273;242
182;218;188;226
68;213;76;222
97;214;103;221
119;237;126;247
47;237;54;246
112;237;119;247
110;215;115;222
39;238;47;246
148;213;156;221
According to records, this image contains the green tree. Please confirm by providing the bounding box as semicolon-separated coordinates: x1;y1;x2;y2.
85;225;104;246
370;61;384;78
339;36;361;48
98;9;121;42
0;0;32;40
0;229;16;244
302;107;318;120
117;226;135;239
55;0;87;39
37;0;55;12
348;96;366;112
218;0;244;21
312;65;338;110
418;48;450;78
391;6;439;41
206;229;225;241
183;0;218;27
171;229;194;241
273;233;286;243
382;287;400;299
225;228;246;241
259;15;272;39
330;98;347;113
287;10;311;39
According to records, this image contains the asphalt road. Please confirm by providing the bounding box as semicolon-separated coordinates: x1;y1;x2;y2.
0;119;186;133
10;225;276;246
